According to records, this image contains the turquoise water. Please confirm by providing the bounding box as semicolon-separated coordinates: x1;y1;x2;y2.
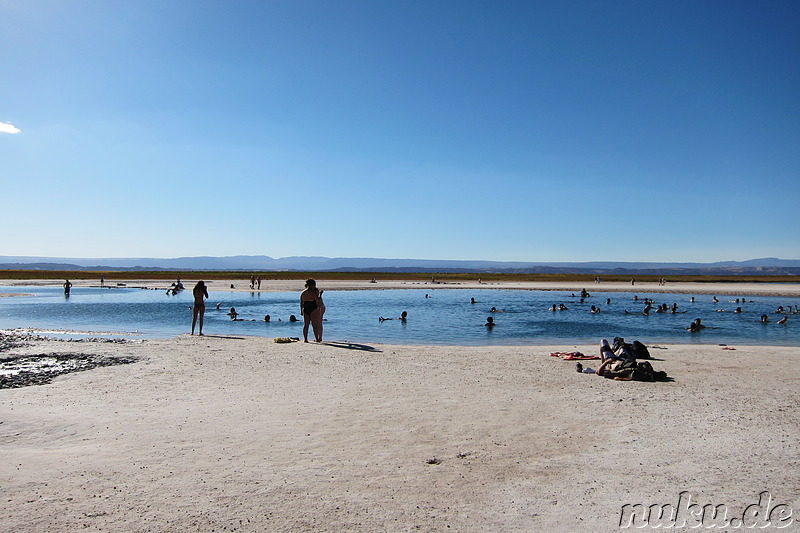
0;286;798;346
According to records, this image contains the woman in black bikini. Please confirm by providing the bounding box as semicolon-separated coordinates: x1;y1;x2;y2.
191;280;209;335
300;279;323;342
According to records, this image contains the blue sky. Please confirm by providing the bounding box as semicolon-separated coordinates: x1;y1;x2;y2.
1;0;798;262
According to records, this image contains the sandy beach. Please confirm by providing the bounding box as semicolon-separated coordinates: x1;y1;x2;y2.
1;332;799;532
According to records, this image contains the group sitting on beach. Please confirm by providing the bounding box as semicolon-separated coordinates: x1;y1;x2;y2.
591;337;668;381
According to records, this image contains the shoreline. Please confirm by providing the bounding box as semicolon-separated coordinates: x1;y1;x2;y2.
3;277;800;297
1;333;798;531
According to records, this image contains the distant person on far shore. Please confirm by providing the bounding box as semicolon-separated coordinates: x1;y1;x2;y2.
191;281;209;335
63;279;72;296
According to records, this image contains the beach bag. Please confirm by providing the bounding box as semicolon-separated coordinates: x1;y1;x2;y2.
632;340;651;359
632;361;655;381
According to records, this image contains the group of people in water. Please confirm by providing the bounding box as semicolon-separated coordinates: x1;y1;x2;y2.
187;281;791;338
191;278;326;342
478;290;792;331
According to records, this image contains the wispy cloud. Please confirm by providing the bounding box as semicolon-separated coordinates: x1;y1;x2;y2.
0;122;21;134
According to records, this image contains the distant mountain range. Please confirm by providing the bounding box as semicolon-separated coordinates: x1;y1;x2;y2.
1;255;799;275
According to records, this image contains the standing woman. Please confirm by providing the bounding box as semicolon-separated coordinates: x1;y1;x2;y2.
316;289;326;342
300;279;323;343
192;280;209;335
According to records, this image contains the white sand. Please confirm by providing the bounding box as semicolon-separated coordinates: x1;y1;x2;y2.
2;334;799;532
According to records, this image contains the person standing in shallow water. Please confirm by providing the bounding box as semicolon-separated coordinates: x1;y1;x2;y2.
300;279;324;343
191;280;209;335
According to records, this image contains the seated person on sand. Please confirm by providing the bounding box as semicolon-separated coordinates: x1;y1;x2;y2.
686;318;705;332
599;339;627;363
485;316;495;328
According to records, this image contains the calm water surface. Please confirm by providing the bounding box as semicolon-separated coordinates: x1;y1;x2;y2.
1;286;799;346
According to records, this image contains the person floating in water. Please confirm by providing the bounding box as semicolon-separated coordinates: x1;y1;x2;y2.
228;307;239;320
485;316;495;328
380;311;408;322
191;280;209;335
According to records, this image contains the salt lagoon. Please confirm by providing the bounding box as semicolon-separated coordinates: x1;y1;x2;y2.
1;285;798;346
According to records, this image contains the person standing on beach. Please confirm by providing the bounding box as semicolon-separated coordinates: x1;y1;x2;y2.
192;280;209;335
300;279;323;343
